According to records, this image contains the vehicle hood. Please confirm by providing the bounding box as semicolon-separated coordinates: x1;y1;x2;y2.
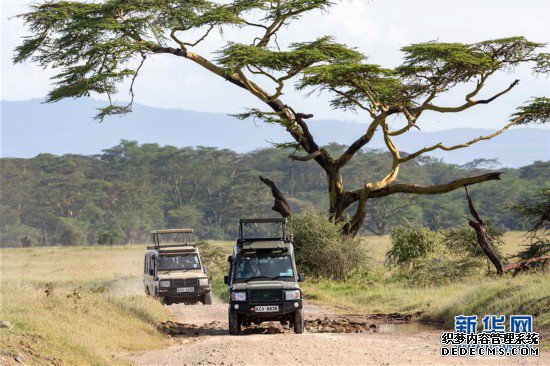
157;270;207;280
231;280;299;291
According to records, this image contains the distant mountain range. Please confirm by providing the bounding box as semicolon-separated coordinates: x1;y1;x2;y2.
1;98;549;167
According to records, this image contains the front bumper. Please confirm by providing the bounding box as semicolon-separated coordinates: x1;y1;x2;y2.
229;300;302;319
157;286;210;298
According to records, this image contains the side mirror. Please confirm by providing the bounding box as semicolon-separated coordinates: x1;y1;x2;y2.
224;275;229;285
203;266;208;274
149;269;155;276
298;273;306;282
227;255;233;263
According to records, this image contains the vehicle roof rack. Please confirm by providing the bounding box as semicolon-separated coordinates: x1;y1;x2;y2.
238;218;288;243
151;228;193;249
238;218;286;224
150;228;193;234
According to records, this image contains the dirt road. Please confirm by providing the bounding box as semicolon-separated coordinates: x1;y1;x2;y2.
131;300;549;366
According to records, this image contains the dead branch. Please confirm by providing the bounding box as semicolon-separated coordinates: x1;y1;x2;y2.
259;175;292;218
465;186;504;275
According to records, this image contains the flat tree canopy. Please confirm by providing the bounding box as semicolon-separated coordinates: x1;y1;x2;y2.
15;0;549;235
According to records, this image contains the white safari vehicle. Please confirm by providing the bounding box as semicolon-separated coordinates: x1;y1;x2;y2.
143;228;212;305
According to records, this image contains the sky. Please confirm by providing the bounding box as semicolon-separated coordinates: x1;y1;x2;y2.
1;0;549;130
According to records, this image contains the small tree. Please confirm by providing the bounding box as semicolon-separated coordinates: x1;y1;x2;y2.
289;210;367;280
512;188;550;259
14;1;549;236
97;229;124;245
387;223;440;267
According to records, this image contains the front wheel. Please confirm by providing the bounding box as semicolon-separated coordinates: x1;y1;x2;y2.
228;309;241;335
293;308;304;334
203;292;213;305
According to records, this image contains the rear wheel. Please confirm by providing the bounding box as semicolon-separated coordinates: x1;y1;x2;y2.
293;308;304;334
228;309;241;335
162;297;173;306
203;292;213;305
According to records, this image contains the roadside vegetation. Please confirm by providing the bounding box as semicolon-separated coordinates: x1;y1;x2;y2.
0;245;172;365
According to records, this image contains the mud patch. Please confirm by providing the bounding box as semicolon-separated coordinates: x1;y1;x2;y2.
158;321;227;336
159;316;380;336
305;317;377;333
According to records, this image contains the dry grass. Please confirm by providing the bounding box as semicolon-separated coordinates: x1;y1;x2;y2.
0;245;172;365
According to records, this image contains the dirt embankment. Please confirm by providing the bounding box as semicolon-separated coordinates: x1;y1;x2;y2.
129;299;549;366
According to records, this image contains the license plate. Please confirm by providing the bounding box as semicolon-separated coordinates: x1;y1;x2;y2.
176;287;194;293
254;305;279;313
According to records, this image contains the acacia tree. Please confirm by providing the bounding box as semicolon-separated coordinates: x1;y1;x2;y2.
15;0;549;236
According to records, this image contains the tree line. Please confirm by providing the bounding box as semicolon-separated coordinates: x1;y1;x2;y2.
0;140;547;246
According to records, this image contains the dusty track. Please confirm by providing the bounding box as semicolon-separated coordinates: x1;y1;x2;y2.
130;300;549;366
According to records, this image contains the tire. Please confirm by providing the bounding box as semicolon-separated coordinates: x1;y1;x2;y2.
203;292;213;305
228;309;241;335
163;297;173;306
293;308;304;334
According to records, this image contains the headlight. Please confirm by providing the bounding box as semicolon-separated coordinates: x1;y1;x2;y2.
230;292;246;301
198;278;209;286
284;290;301;300
159;280;171;288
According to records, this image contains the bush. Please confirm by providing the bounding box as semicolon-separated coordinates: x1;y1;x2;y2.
396;257;482;287
387;223;440;266
97;230;125;245
289;211;368;280
441;223;504;259
57;218;86;246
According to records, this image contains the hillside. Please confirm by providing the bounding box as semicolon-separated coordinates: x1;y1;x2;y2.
2;98;549;167
1;141;548;246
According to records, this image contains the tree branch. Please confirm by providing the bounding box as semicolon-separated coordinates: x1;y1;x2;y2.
368;172;502;198
422;79;519;113
399;115;525;163
336;117;381;167
288;150;322;161
259;175;292;218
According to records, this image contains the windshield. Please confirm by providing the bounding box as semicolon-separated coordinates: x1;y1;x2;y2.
158;254;200;271
234;254;294;282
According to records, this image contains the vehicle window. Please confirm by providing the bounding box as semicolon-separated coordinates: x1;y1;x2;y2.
158;254;200;271
234;254;293;282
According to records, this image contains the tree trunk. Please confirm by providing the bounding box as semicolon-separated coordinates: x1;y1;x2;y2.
465;187;504;275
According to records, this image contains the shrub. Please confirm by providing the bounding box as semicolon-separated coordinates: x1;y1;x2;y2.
387;223;440;266
289;210;368;280
441;223;504;259
396;256;482;287
57;218;86;246
97;229;125;245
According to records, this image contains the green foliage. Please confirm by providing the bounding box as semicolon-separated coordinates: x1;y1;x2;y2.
511;187;549;260
289;210;368;280
57;218;86;246
512;97;550;125
441;224;504;259
396;256;482;287
0;142;548;246
97;229;124;245
511;187;549;236
218;36;362;71
387;223;441;266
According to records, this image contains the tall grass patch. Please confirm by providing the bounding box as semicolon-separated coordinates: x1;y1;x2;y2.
0;246;172;365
